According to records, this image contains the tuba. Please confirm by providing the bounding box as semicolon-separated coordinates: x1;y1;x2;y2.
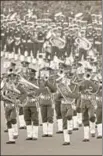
48;30;66;49
75;37;92;51
50;36;66;49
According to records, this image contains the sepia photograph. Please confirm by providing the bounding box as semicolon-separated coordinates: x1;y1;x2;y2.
0;0;102;155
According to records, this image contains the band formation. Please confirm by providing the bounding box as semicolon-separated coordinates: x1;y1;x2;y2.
1;4;102;146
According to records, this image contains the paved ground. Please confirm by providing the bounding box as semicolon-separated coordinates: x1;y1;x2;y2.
1;57;102;155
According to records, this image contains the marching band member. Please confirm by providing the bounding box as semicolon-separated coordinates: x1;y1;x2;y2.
56;68;80;145
75;28;92;61
96;79;102;139
1;25;6;53
1;73;8;133
69;72;81;131
17;61;30;129
20;65;39;140
79;71;98;142
39;67;56;137
94;27;102;56
14;30;21;60
20;32;28;61
54;69;65;134
1;73;20;144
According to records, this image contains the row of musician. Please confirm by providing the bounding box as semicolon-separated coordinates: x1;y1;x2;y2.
1;61;102;145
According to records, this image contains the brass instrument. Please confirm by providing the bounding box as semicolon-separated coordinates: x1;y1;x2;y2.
18;75;39;89
47;30;66;49
17;75;39;107
50;36;66;49
1;82;20;105
75;37;92;51
56;83;75;104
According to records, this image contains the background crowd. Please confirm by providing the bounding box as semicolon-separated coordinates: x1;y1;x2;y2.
1;1;102;73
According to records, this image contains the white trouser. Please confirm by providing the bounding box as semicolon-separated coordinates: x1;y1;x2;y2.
67;120;73;131
26;125;32;138
4;52;8;58
97;123;102;136
32;126;38;139
1;51;4;57
8;53;13;59
47;123;53;135
57;119;63;132
63;129;70;143
14;54;18;60
19;115;25;127
77;113;82;125
38;108;42;125
24;51;28;57
90;121;95;134
73;116;78;129
43;123;48;135
20;55;25;61
84;126;89;139
12;124;18;136
8;128;15;142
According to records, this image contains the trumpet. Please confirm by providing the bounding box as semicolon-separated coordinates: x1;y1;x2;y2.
18;75;39;89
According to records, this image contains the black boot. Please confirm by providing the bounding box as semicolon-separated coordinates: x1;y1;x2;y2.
83;139;89;142
63;142;70;145
6;141;15;144
56;131;63;134
32;138;38;140
26;137;32;140
42;134;48;137
97;136;102;139
4;129;8;133
73;128;78;131
19;126;26;130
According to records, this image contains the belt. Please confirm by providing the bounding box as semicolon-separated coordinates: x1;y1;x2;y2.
81;95;92;100
61;99;74;105
5;103;15;107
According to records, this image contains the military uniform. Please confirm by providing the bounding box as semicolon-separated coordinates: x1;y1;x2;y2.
54;75;63;133
38;67;56;137
56;74;80;145
20;32;28;57
22;66;39;140
26;34;34;56
94;30;102;56
36;31;44;53
1;26;6;51
66;33;74;57
39;79;56;137
1;73;19;144
17;61;30;129
14;31;21;60
96;81;102;139
79;73;97;141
